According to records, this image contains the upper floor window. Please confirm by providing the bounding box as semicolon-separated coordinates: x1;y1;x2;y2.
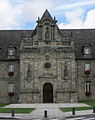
8;84;15;96
9;64;14;72
83;43;91;55
85;64;90;71
8;64;14;76
84;64;91;74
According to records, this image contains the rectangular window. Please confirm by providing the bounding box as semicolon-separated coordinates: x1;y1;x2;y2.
9;65;14;72
85;83;91;92
8;84;15;92
85;64;90;71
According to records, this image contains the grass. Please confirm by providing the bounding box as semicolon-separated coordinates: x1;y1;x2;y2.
79;100;95;106
60;107;92;112
60;100;95;112
0;104;9;107
0;108;35;113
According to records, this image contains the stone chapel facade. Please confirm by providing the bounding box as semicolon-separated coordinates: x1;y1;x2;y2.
0;10;95;103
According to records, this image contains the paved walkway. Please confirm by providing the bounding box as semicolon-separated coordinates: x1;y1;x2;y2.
4;103;89;108
1;103;94;119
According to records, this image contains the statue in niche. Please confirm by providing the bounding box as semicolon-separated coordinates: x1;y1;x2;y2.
64;63;69;80
45;27;49;40
27;64;32;81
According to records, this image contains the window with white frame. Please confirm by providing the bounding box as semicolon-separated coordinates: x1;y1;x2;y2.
8;84;15;92
85;64;90;71
9;65;14;72
85;82;91;92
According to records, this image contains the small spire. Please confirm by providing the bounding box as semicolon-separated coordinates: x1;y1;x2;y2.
38;16;40;21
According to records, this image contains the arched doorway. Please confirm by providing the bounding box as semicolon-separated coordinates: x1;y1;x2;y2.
43;83;53;103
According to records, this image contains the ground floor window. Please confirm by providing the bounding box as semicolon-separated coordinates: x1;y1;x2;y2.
85;82;91;96
8;84;15;96
85;82;91;92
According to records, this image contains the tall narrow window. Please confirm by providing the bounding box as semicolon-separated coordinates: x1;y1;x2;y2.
85;82;91;96
8;65;14;76
8;84;15;96
84;64;91;74
85;82;91;92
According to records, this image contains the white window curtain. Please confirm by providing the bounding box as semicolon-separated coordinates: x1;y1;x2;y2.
8;49;15;56
85;64;90;71
84;47;91;55
85;83;91;92
9;65;14;72
8;84;15;92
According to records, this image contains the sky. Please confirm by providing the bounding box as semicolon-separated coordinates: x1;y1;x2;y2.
0;0;95;29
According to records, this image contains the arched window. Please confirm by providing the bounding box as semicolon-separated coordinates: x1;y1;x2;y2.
83;43;91;55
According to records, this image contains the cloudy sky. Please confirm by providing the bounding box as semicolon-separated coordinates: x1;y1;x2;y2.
0;0;95;29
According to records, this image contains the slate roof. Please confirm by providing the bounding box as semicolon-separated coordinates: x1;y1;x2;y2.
60;29;95;59
0;30;33;60
0;10;95;60
0;29;95;60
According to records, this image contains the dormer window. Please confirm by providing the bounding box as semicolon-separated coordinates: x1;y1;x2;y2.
8;49;15;56
83;43;91;55
8;45;16;56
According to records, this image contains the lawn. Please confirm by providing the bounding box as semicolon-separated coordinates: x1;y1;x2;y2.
79;100;95;106
0;104;9;107
60;100;95;112
60;107;92;112
0;108;35;113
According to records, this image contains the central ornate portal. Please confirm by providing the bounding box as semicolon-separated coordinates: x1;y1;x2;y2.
43;83;53;103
